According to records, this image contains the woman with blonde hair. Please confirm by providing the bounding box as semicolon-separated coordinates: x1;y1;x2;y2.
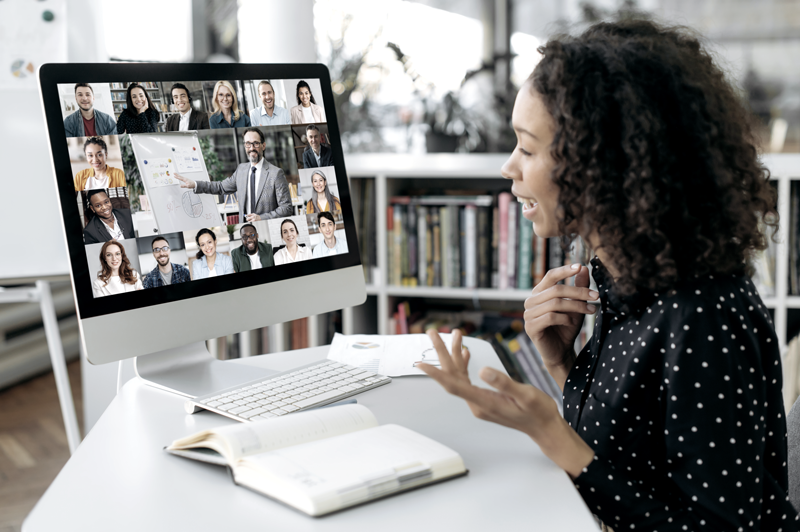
209;80;251;129
92;240;143;297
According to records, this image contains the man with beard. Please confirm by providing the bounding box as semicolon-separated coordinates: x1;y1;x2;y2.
302;124;332;168
231;223;274;272
83;189;135;244
249;80;290;126
175;128;292;222
63;83;116;137
142;236;191;288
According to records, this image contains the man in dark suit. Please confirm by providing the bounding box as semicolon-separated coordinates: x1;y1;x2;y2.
83;189;136;244
175;128;292;222
165;83;210;131
302;124;333;168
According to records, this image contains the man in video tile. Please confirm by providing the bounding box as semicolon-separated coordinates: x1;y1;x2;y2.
175;128;292;222
249;81;290;126
302;124;332;168
142;236;192;288
64;83;116;138
165;83;209;131
83;189;135;244
231;224;274;272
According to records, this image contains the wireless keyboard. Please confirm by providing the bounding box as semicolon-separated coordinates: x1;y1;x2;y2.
186;359;391;422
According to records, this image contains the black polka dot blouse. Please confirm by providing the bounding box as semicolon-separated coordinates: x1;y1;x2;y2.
565;258;800;531
116;107;159;134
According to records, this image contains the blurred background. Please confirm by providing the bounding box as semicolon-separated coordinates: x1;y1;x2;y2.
1;1;799;530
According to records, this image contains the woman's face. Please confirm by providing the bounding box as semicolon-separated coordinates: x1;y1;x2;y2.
85;144;107;171
312;174;326;193
501;84;561;238
217;85;233;110
131;88;148;112
198;233;216;257
281;223;297;245
299;87;311;107
104;245;122;270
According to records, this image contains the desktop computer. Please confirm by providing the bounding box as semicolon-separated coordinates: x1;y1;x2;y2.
38;63;374;418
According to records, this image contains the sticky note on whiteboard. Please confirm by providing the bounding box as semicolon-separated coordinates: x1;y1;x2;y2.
144;157;179;187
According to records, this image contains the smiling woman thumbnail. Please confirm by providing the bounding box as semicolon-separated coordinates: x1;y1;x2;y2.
74;137;126;191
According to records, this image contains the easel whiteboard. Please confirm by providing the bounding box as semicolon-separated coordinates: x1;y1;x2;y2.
128;132;221;234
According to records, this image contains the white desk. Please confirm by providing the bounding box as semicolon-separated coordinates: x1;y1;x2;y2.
24;339;598;531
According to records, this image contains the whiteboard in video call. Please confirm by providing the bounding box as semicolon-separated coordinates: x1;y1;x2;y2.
128;132;220;235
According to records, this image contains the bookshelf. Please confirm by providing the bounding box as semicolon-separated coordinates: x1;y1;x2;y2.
263;153;800;357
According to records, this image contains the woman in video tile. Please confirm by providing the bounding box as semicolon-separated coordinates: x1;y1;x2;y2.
305;170;341;214
209;80;251;129
116;83;160;134
192;228;234;279
273;219;311;265
289;80;326;124
92;240;143;297
74;137;127;191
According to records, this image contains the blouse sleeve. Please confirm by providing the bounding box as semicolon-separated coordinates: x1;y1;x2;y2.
573;301;791;531
134;271;143;291
116;114;125;134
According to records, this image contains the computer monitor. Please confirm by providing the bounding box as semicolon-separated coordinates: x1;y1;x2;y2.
38;63;366;397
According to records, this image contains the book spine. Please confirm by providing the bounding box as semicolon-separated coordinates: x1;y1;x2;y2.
439;206;449;288
393;207;403;286
533;235;546;286
366;179;376;284
491;194;499;288
408;204;418;281
417;205;428;287
497;193;511;290
477;206;491;288
426;208;434;286
507;198;518;288
432;208;441;287
386;205;394;286
459;207;467;287
400;207;409;284
450;205;461;288
518;207;533;290
464;205;477;289
548;237;565;271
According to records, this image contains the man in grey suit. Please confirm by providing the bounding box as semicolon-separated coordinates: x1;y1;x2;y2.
175;128;292;222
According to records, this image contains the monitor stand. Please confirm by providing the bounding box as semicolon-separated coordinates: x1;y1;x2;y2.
134;341;277;399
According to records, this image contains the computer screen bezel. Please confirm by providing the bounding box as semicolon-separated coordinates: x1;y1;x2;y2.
39;62;361;321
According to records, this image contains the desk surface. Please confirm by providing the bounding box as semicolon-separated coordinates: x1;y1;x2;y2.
24;339;598;531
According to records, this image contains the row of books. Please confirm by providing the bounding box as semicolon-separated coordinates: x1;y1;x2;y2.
387;193;590;290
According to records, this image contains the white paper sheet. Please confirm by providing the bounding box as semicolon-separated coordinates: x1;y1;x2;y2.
326;333;458;377
143;157;180;187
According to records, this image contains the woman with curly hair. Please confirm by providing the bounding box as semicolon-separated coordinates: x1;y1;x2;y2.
92;240;143;297
418;19;798;531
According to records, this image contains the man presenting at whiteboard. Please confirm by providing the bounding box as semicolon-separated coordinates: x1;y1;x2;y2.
175;128;292;222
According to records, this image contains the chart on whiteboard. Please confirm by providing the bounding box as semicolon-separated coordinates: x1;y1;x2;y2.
182;191;204;218
143;158;180;188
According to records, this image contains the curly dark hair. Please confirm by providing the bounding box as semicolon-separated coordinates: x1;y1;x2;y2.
531;20;777;296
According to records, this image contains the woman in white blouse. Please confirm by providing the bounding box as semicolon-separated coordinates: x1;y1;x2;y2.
273;219;312;265
92;240;143;297
289;81;326;124
192;228;234;279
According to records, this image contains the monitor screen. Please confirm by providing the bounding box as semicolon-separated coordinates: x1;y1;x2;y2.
39;64;361;325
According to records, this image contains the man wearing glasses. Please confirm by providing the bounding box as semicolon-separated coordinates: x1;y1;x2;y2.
142;236;192;289
175;128;292;222
231;223;274;272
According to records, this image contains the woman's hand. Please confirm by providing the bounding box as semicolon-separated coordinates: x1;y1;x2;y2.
417;329;594;477
524;264;598;389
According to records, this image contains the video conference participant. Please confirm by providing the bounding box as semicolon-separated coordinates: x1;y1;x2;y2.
249;81;290;126
305;170;341;213
83;189;135;245
116;83;160;134
312;212;348;258
192;228;234;279
92;240;143;297
74;137;127;191
142;236;191;288
209;80;251;129
302;125;332;168
273;219;312;265
231;224;274;272
290;81;326;124
175;128;292;222
165;83;209;131
64;83;116;138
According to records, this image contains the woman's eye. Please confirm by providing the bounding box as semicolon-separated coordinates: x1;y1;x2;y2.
518;146;532;156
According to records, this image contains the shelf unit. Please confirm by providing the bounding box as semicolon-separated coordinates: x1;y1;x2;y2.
259;152;800;356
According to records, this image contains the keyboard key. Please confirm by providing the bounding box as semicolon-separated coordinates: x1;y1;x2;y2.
240;408;267;419
294;389;347;408
229;405;251;415
254;413;276;420
217;403;238;411
271;408;288;415
206;401;222;407
338;385;356;392
283;405;299;412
